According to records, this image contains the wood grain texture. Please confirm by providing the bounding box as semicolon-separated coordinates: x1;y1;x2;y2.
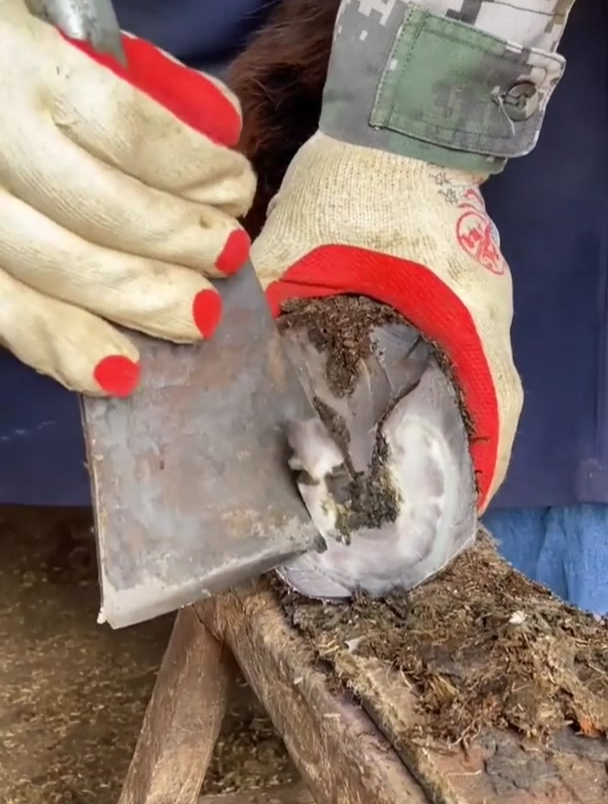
198;587;428;804
199;781;315;803
346;656;608;804
118;607;231;804
199;584;608;804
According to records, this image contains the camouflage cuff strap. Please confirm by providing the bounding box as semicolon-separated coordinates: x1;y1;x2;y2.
320;7;566;175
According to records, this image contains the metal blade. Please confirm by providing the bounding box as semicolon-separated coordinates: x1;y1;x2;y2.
24;0;127;65
81;263;320;629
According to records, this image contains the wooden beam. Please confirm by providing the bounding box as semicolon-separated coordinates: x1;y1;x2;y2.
118;606;231;804
199;583;608;804
199;781;315;803
198;589;428;804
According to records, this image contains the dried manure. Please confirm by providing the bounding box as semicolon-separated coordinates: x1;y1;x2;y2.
275;532;608;746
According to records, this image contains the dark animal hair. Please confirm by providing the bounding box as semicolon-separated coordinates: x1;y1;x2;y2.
228;0;341;238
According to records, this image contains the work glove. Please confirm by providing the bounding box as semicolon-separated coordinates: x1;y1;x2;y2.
252;134;523;600
0;0;255;396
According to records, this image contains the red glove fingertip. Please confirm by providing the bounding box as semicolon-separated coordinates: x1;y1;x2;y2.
94;355;141;397
62;33;241;147
215;230;251;276
193;290;222;339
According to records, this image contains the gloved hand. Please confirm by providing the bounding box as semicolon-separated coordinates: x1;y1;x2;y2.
252;133;523;598
0;0;255;396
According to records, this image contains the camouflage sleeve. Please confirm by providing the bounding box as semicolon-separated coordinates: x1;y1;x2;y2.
320;0;577;174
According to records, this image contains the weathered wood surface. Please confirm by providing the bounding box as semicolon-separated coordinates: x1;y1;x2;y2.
199;588;430;804
352;656;608;804
199;585;608;804
118;607;231;804
199;781;315;803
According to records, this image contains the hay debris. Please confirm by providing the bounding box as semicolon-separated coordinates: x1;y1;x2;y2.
279;295;404;397
276;532;608;747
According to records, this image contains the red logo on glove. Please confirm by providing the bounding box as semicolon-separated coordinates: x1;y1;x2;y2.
456;189;506;276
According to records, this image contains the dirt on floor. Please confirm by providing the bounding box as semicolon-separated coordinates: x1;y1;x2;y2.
0;506;295;804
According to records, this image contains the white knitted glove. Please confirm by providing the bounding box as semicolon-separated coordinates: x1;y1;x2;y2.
251;133;523;597
254;133;522;512
0;0;255;396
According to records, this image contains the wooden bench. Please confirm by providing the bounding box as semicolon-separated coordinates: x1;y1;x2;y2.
115;574;608;804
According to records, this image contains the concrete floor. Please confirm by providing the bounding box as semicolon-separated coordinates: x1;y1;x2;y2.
0;506;295;804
